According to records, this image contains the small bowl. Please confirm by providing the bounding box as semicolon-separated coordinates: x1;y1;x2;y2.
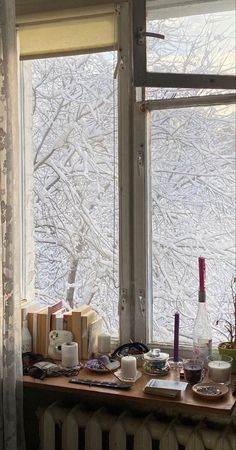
112;342;149;368
143;348;169;373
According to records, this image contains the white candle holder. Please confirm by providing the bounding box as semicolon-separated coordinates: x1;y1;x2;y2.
207;354;233;385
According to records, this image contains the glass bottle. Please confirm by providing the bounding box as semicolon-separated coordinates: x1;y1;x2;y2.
22;320;32;353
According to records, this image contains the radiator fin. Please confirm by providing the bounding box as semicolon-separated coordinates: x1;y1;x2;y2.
133;422;153;450
109;412;127;450
62;403;93;450
159;419;179;450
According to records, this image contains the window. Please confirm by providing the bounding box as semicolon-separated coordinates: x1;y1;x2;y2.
22;53;119;336
146;4;235;76
19;0;236;348
133;0;236;346
150;103;235;345
133;0;235;87
19;5;121;339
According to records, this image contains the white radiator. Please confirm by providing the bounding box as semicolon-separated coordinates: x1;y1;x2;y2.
37;402;236;450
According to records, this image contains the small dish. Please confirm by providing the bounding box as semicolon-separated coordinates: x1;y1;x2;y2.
114;369;142;383
192;381;229;399
85;359;120;373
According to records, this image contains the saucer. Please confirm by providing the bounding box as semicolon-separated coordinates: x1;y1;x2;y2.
192;382;229;399
114;369;142;383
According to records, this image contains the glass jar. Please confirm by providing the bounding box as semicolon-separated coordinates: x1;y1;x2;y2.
143;348;169;375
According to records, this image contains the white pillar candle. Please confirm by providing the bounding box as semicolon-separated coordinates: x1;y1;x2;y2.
208;360;231;383
61;342;79;368
97;333;111;354
121;356;137;379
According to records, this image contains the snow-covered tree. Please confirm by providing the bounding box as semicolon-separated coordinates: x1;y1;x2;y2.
31;53;118;334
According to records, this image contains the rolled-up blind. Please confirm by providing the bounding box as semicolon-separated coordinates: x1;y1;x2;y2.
18;5;117;58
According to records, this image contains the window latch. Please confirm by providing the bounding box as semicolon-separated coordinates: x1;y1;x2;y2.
114;54;125;79
137;149;144;176
136;27;165;46
119;288;128;313
138;289;145;317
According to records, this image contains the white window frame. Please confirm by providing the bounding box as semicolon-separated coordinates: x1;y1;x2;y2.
19;0;235;349
19;3;135;344
117;3;134;343
131;0;236;347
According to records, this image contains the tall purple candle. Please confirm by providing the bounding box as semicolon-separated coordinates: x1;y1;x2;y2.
173;312;179;362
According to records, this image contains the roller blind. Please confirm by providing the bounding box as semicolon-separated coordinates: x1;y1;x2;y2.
18;5;117;58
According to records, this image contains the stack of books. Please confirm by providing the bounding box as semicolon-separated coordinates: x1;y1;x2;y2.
22;300;63;355
21;301;103;360
71;305;97;360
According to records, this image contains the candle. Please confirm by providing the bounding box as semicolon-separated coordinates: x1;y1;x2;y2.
198;257;205;291
208;360;231;383
97;333;111;354
121;355;137;379
173;312;179;362
183;360;203;384
61;342;79;368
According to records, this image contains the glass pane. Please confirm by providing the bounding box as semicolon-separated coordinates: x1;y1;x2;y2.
150;103;236;345
146;6;235;75
25;53;118;336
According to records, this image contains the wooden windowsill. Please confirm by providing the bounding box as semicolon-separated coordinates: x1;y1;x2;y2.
23;368;236;417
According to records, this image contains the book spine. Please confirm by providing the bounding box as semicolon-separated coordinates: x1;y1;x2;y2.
81;311;97;360
32;312;38;353
63;312;72;332
55;316;64;330
72;306;91;360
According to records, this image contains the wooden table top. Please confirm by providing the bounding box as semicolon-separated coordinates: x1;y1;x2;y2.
23;367;236;416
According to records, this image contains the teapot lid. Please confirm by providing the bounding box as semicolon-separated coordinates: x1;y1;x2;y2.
144;348;169;361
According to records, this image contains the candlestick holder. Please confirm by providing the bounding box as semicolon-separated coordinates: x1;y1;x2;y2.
168;357;184;381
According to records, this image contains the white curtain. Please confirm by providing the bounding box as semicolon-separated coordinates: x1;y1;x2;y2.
0;0;25;449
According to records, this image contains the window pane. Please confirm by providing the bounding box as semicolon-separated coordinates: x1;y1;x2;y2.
25;53;119;336
150;104;235;345
147;9;235;75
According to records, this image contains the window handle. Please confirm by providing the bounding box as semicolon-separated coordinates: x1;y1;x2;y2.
138;289;145;317
137;149;144;176
136;27;165;46
114;54;125;79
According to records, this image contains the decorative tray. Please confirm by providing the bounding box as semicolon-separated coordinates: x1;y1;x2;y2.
114;369;142;383
192;382;229;399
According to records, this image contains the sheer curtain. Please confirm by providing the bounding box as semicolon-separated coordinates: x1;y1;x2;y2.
0;0;25;449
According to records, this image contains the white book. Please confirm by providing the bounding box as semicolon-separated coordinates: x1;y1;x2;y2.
88;317;103;357
51;308;65;331
55;314;64;330
144;379;188;398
